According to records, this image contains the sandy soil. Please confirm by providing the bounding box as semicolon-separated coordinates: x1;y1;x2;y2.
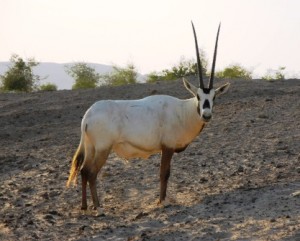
0;78;299;241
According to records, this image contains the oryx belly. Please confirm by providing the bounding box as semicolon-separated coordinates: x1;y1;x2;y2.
112;141;160;160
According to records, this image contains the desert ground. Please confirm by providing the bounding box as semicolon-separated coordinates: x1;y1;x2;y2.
0;78;299;241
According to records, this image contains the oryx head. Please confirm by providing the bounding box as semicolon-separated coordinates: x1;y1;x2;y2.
183;22;230;123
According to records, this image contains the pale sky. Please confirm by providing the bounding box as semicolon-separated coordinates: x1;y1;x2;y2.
1;0;300;77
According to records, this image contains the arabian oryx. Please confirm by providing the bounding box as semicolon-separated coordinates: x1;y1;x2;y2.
67;22;230;214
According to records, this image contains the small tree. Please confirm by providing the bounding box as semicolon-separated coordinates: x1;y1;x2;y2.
39;83;57;91
216;64;252;79
262;66;286;81
65;63;100;90
0;54;40;92
101;63;137;86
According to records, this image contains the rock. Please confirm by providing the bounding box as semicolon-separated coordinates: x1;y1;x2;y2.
19;186;34;193
40;192;49;200
27;220;34;225
79;225;92;232
134;212;148;220
276;163;285;168
291;191;300;197
44;214;53;219
200;177;208;183
49;190;61;197
48;210;60;216
23;164;32;171
237;166;244;173
44;214;55;224
258;114;269;119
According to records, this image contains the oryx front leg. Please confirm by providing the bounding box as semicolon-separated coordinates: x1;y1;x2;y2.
158;146;174;205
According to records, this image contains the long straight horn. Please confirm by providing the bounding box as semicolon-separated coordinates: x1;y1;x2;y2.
208;23;221;89
191;21;204;89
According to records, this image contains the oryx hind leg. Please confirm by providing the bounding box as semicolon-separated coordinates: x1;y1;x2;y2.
80;141;95;211
88;148;111;214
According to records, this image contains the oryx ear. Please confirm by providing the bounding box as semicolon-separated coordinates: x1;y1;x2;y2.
183;78;198;97
215;82;230;97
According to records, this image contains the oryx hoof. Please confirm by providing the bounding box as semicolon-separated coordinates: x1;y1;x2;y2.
157;197;171;208
93;207;105;217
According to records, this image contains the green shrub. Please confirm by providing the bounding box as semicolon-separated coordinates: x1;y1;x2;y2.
65;63;100;90
146;55;208;83
216;64;252;79
39;83;57;91
100;63;137;86
0;54;40;92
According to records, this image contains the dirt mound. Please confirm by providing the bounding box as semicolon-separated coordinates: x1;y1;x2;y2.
0;78;299;240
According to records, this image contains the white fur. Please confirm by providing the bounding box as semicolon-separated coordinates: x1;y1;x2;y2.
81;94;202;160
79;79;229;160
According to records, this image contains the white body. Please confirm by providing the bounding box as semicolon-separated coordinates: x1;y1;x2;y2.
82;95;205;160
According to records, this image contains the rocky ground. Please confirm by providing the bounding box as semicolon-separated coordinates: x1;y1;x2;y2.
0;78;299;241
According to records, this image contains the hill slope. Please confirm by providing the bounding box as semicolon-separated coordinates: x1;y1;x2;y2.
0;79;299;240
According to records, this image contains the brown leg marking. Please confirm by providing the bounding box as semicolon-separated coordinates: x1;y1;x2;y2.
89;149;110;210
89;173;100;209
159;146;174;204
81;169;88;210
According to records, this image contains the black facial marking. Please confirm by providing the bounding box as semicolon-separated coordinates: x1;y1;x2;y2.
203;99;210;109
203;88;210;94
197;94;200;101
197;102;200;115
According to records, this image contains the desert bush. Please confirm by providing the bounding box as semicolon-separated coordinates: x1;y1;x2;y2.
216;64;252;79
262;66;286;81
39;83;57;91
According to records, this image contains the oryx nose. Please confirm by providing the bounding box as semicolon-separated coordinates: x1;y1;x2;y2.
202;113;212;121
